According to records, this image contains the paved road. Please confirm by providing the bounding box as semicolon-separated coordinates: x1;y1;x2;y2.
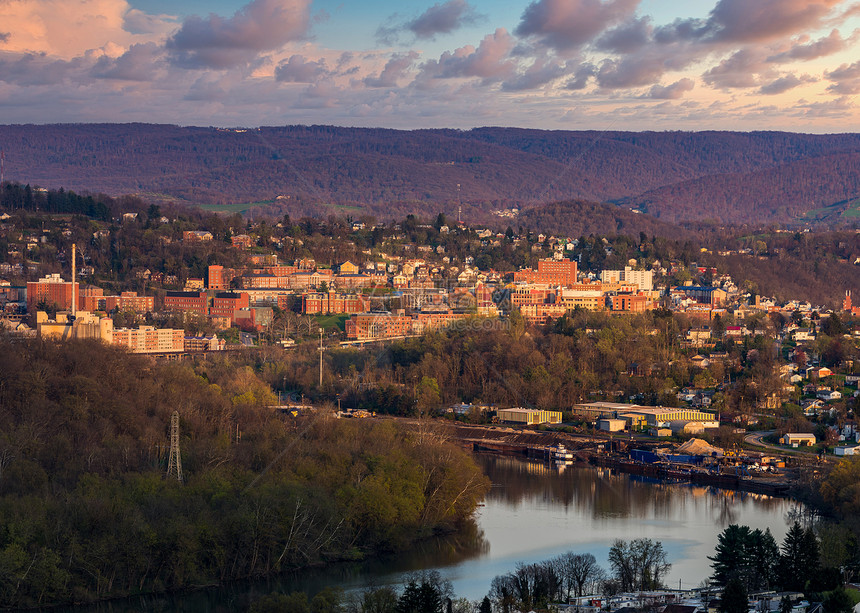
743;430;783;452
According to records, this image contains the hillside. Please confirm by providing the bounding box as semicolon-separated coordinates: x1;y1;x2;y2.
1;124;860;226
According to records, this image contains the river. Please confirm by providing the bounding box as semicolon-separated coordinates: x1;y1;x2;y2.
60;454;804;611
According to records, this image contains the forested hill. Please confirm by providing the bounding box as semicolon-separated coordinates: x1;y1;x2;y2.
1;124;859;226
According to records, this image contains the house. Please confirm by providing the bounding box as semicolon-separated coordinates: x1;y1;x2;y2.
808;366;833;379
834;445;860;456
338;261;359;275
780;433;816;446
816;389;842;401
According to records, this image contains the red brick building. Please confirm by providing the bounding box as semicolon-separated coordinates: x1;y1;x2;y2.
164;291;209;316
611;293;650;313
345;313;411;340
27;274;78;313
207;265;226;290
302;291;369;314
210;292;250;322
514;258;578;286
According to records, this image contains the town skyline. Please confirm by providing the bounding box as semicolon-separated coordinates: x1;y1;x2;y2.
1;0;860;131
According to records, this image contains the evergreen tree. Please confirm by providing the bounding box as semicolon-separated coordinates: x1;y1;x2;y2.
710;525;753;587
479;596;492;613
748;529;780;590
720;579;749;613
780;522;819;591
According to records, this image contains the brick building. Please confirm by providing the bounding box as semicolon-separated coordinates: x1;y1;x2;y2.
113;326;184;353
514;258;577;286
302;291;369;315
164;291;209;316
345;312;412;340
27;274;79;313
210;292;250;322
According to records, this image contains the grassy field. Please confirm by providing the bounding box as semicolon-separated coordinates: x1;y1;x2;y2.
196;201;274;214
314;313;350;332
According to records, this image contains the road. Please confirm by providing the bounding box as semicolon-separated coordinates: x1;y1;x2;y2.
743;430;783;452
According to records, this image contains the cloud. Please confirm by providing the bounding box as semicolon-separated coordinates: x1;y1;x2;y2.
758;73;816;95
515;0;639;52
564;63;597;90
767;29;851;63
274;55;329;83
92;42;162;81
501;56;568;91
122;8;177;36
792;96;855;118
166;0;311;69
0;0;149;58
0;33;8;43
825;60;860;94
376;0;482;44
0;51;89;86
655;0;845;46
647;77;694;99
364;52;419;87
407;0;482;39
420;28;516;82
595;16;652;53
703;48;771;89
706;0;844;43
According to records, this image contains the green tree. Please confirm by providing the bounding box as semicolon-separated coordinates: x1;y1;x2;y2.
720;578;748;613
779;522;819;591
823;588;854;613
478;596;492;613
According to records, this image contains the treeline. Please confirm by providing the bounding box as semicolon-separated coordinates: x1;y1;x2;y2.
3;124;860;225
710;521;855;613
248;539;667;613
278;310;748;412
705;231;860;307
0;338;489;608
0;181;121;220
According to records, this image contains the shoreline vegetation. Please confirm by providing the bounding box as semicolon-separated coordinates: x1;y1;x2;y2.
0;338;489;609
1;335;857;610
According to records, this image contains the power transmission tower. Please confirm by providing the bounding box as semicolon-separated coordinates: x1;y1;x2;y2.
166;411;183;482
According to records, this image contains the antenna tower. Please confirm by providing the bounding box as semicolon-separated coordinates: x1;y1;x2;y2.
166;411;183;482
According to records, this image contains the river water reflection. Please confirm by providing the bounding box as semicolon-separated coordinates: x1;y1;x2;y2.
62;454;803;611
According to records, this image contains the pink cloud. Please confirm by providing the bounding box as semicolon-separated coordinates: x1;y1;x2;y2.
166;0;311;69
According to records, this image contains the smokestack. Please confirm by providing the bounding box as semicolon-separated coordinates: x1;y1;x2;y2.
71;243;76;316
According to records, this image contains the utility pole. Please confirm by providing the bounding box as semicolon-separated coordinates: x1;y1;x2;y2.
166;411;183;482
0;149;5;185
318;327;324;386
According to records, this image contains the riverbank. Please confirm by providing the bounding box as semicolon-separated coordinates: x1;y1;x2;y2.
430;421;797;497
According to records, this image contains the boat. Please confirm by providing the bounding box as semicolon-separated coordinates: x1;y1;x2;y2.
551;444;574;461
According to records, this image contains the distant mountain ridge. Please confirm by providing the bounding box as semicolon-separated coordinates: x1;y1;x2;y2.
1;123;859;226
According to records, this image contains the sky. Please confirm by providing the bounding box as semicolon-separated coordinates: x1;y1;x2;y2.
1;0;860;131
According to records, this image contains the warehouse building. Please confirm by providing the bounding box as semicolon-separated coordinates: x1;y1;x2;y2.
497;408;562;425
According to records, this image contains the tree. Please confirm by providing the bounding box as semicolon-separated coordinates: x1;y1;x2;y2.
779;522;819;591
555;552;603;599
710;525;753;587
823;588;853;613
478;596;492;613
720;578;748;613
415;376;441;416
608;539;670;592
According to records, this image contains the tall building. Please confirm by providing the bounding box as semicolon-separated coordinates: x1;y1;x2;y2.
600;266;654;292
113;326;184;353
207;265;226;290
514;258;578;286
27;274;79;313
